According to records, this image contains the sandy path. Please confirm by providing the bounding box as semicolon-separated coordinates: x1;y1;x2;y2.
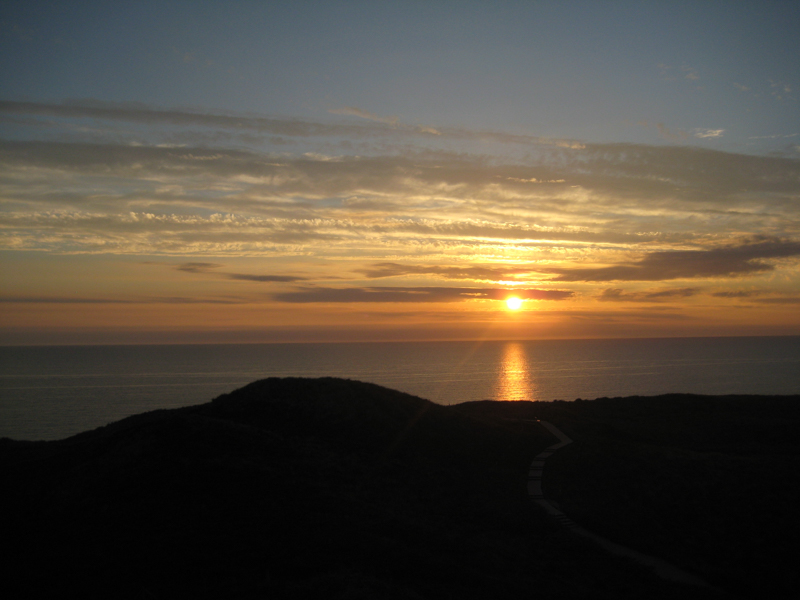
528;420;721;592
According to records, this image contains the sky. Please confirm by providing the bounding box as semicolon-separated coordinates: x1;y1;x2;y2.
1;0;799;344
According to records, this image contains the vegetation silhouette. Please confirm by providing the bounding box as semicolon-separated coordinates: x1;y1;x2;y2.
4;378;794;598
458;393;800;597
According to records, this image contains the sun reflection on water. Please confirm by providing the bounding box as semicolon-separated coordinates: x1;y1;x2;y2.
496;342;537;401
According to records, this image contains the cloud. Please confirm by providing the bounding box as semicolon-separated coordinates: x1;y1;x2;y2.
0;296;135;304
748;133;799;140
328;106;399;126
0;99;586;150
752;297;800;304
0;295;246;304
545;239;800;282
658;64;700;82
694;129;724;138
174;262;306;283
273;286;573;303
2;137;799;260
0;99;390;140
2;136;799;260
176;262;224;272
503;176;566;183
1;104;799;305
559;142;800;197
597;288;700;302
710;290;762;298
682;66;700;81
655;123;689;142
710;290;800;304
226;273;306;283
357;262;524;281
7;137;798;205
769;80;793;100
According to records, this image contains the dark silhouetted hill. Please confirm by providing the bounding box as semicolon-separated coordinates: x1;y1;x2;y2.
457;393;800;598
4;378;776;599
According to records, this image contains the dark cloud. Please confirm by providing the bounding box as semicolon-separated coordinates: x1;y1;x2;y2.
0;100;383;139
710;290;762;298
546;239;800;282
0;139;261;176
226;273;306;283
0;296;134;304
174;262;305;283
273;286;573;303
3;137;799;224
176;262;223;272
597;288;699;302
0;295;245;304
2;104;799;290
642;288;699;299
563;143;800;198
3;101;800;208
752;297;800;304
0;99;581;149
709;291;800;304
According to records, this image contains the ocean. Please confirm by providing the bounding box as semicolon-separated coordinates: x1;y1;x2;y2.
2;336;799;441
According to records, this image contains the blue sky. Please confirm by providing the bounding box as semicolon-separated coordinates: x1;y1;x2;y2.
1;1;799;343
3;1;797;152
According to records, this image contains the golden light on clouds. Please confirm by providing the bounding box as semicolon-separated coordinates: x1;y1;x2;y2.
0;98;799;344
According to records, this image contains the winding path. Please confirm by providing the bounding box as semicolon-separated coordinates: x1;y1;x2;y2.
528;420;720;592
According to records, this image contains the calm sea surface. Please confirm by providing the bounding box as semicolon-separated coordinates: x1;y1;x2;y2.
2;336;799;441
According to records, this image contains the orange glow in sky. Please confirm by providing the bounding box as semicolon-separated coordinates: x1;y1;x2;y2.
1;3;799;345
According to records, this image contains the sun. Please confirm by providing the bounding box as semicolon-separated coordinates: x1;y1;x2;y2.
506;296;523;310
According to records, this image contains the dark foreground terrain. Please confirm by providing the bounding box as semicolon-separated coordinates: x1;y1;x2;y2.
2;378;797;599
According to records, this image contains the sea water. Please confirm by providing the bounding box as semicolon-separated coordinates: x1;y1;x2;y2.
1;336;799;441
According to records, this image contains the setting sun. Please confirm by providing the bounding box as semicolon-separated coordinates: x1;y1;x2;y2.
506;297;523;310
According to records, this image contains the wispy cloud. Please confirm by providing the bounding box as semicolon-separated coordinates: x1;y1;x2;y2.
0;99;584;150
1;100;799;320
273;286;573;303
597;287;700;302
328;106;443;136
682;65;700;81
748;133;799;140
328;106;399;126
357;262;525;282
694;128;724;139
176;262;224;272
710;290;800;304
752;297;800;304
0;295;246;304
769;80;793;101
2;137;799;260
173;262;306;283
0;99;392;140
655;122;688;142
710;290;762;298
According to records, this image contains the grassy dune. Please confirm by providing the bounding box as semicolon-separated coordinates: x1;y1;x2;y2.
4;378;794;598
458;394;800;597
537;395;800;598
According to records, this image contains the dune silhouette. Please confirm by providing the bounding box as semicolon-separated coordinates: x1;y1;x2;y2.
3;378;797;598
